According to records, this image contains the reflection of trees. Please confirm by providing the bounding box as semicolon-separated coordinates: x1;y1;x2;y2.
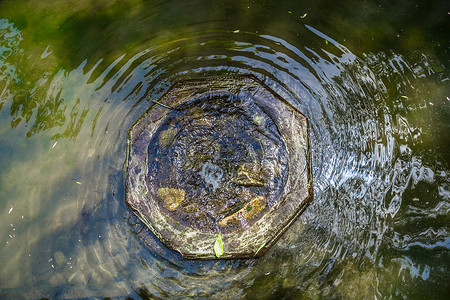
25;91;66;138
20;83;90;141
53;99;89;141
0;0;447;141
0;19;25;120
1;19;88;141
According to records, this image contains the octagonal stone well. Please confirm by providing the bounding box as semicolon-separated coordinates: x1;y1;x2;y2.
125;75;313;259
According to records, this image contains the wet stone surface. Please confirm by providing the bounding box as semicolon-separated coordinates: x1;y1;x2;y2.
126;76;312;259
148;94;288;233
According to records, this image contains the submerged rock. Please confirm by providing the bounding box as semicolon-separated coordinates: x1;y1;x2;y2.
125;75;313;259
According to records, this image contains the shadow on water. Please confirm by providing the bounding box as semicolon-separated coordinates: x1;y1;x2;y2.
0;0;449;299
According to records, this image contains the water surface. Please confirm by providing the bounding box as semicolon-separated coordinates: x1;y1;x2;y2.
0;0;449;298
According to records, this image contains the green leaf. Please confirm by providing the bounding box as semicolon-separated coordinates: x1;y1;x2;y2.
254;242;266;256
214;232;224;258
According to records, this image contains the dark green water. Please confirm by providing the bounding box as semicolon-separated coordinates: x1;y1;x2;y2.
0;0;449;298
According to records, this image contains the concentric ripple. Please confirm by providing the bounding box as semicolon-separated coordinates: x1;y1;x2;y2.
0;18;448;298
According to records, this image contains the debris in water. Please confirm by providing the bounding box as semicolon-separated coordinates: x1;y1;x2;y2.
255;242;266;256
40;45;53;59
300;13;308;18
157;188;185;211
68;272;77;283
232;163;265;187
219;196;267;226
159;127;179;148
8;206;13;214
54;251;66;266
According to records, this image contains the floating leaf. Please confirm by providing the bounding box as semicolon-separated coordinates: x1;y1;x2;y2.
401;95;408;99
325;39;328;45
233;30;240;33
254;242;266;256
214;232;224;258
300;13;307;18
413;198;419;201
288;11;292;14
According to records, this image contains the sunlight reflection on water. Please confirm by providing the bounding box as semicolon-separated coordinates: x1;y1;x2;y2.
0;8;448;298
